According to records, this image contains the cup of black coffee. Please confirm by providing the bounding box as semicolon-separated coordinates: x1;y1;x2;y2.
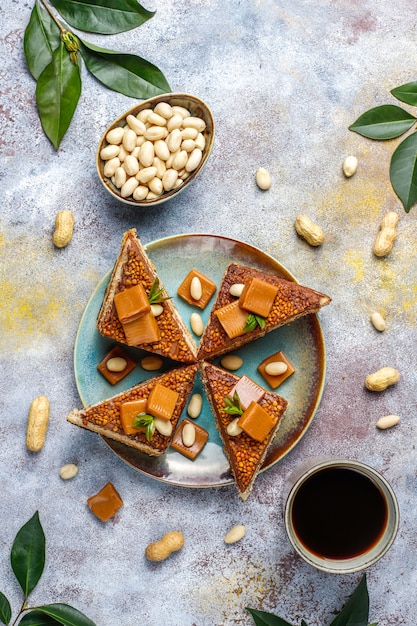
284;459;399;573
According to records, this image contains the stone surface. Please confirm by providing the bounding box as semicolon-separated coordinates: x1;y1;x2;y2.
1;0;416;624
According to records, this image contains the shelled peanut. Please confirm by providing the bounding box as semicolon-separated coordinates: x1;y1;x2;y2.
295;214;325;247
100;102;207;201
373;212;398;257
26;395;50;451
365;367;400;391
53;210;74;248
145;530;185;562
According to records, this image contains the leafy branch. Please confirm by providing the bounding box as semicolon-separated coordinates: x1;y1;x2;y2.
223;391;244;416
246;573;378;626
243;313;266;333
24;0;171;150
0;512;95;626
132;412;155;440
349;81;417;212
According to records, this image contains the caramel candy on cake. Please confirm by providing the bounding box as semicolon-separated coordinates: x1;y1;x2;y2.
87;482;123;522
258;350;295;389
147;382;179;421
122;311;160;346
171;418;209;459
97;345;137;385
237;401;276;442
114;284;151;323
214;300;248;339
177;269;216;309
120;398;147;435
239;277;279;317
228;375;265;410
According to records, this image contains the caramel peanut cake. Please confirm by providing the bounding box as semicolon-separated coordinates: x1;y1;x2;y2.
67;364;199;456
197;263;331;361
96;229;198;363
201;363;289;501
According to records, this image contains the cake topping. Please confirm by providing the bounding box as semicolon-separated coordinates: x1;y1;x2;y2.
120;398;148;435
214;300;248;338
114;283;150;323
146;382;179;421
237;401;276;442
238;277;279;318
122;311;161;346
227;375;265;410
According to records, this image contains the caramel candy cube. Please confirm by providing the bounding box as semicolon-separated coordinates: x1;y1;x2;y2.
239;277;279;317
171;418;209;459
114;284;151;323
177;269;217;309
87;482;123;522
228;375;265;410
258;350;295;389
97;345;137;385
147;382;179;421
214;300;248;338
237;401;276;442
122;311;160;346
120;398;148;435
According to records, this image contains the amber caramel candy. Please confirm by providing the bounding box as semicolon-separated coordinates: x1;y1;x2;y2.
237;401;276;442
87;482;123;522
96;345;137;385
122;311;160;346
147;382;179;421
214;300;248;339
114;284;151;323
228;375;265;410
171;418;209;459
239;277;279;318
258;350;295;389
120;398;148;435
177;269;217;309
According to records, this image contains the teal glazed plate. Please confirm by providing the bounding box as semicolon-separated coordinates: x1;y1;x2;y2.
74;234;326;487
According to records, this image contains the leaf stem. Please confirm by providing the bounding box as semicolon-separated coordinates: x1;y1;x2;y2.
10;599;29;626
39;0;66;33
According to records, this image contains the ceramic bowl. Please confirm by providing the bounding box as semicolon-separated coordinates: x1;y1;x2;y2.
96;93;214;207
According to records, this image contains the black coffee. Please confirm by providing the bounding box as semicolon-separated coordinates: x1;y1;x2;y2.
291;467;388;559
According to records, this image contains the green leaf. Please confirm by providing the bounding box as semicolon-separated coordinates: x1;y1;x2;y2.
36;41;82;150
132;413;155;441
391;81;417;107
245;608;296;626
10;512;45;598
244;313;266;333
24;0;61;80
148;277;171;305
349;104;416;139
79;40;170;99
329;574;369;626
49;0;154;35
18;613;60;625
223;392;243;416
0;591;12;625
21;604;96;626
389;130;417;212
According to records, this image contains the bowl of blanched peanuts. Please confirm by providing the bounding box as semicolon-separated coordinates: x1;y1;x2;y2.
96;93;215;206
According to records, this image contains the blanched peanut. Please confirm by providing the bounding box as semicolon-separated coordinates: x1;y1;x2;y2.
122;128;137;152
342;155;358;177
295;214;324;247
224;524;246;544
220;355;243;370
373;212;398;257
256;167;271;190
53;210;74;248
141;356;163;371
182;422;196;447
145;531;184;562
229;283;245;297
103;156;120;177
190;276;203;301
187;393;203;419
59;463;78;480
126;115;146;135
154;418;173;437
26;395;50;452
150;303;163;317
376;415;400;430
120;177;138;198
365;367;400;391
154;101;173;119
100;144;119;160
106;126;124;144
190;312;204;336
186;148;203;172
370;311;386;332
265;361;288;376
106;357;127;372
227;418;243;436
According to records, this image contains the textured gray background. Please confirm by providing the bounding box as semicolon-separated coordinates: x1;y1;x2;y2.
1;0;417;624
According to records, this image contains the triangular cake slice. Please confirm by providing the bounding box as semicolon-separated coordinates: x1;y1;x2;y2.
197;263;331;361
67;364;199;456
97;229;197;363
201;362;288;501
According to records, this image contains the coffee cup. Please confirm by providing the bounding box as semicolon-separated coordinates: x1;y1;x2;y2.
284;459;399;573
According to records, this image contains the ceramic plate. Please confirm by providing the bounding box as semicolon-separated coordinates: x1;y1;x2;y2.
74;234;326;487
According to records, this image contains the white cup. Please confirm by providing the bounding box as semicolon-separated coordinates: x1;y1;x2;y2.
284;459;399;574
